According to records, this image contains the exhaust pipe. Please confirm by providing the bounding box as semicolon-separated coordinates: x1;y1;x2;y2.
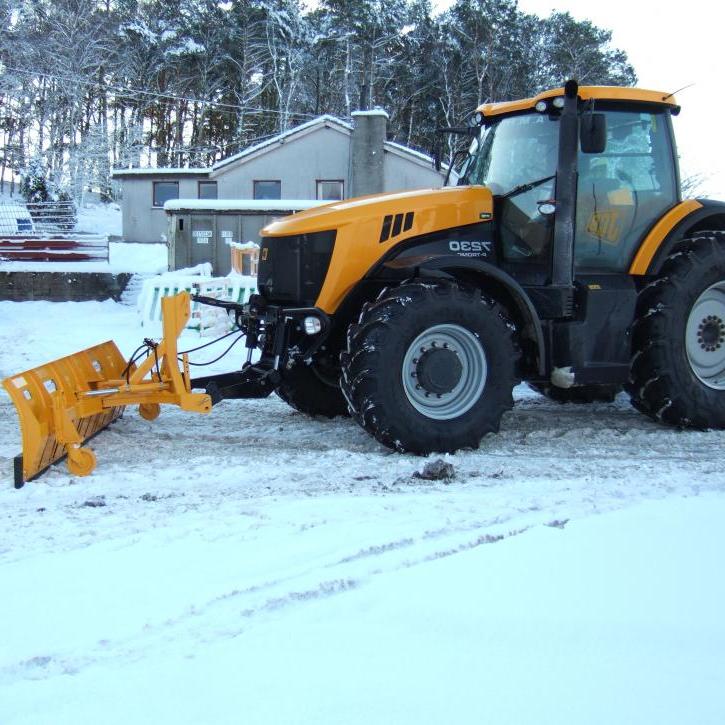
551;78;579;291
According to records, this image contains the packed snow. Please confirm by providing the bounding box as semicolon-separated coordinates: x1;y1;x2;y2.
1;299;724;724
76;201;122;238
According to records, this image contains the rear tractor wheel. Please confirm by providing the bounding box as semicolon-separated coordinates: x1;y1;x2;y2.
341;280;519;453
628;232;725;428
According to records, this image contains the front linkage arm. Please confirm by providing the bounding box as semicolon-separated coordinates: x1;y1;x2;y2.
189;293;331;405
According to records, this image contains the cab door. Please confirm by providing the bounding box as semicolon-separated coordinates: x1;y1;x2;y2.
575;108;678;271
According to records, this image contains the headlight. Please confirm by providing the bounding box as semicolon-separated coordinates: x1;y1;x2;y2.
303;316;322;335
535;100;548;113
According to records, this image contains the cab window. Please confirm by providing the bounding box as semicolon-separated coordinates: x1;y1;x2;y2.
575;110;677;270
464;113;559;266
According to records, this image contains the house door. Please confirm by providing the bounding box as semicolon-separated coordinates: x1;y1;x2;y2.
190;215;216;270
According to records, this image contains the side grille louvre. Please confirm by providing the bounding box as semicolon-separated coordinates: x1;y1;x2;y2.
379;211;415;243
379;215;393;243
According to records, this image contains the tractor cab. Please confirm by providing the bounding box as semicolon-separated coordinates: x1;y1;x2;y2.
457;84;681;283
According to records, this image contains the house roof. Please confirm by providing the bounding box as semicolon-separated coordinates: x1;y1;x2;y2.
385;140;437;166
111;167;211;178
112;114;441;179
211;115;439;175
211;115;352;173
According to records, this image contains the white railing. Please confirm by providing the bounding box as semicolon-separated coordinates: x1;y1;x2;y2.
137;264;258;336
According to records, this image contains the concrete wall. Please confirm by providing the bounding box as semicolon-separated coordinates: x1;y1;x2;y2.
210;125;352;200
119;175;208;243
211;125;442;201
0;272;131;302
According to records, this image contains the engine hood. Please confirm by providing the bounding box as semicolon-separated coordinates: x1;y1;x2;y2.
262;185;494;238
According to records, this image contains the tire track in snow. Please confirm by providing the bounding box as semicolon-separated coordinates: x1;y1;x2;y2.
0;520;532;686
2;388;725;689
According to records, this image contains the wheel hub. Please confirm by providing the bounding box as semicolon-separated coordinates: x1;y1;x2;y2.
686;281;725;390
415;347;463;394
697;315;725;351
402;324;487;420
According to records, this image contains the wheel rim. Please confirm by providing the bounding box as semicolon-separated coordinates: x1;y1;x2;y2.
402;324;487;420
685;281;725;390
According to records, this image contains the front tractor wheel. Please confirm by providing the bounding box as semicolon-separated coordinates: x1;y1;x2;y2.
627;232;725;428
276;360;349;418
341;280;519;454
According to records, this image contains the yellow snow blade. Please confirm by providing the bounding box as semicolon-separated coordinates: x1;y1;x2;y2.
2;292;212;488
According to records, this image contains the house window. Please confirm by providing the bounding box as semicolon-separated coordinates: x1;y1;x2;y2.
254;180;281;200
198;181;218;200
317;180;344;201
153;181;179;207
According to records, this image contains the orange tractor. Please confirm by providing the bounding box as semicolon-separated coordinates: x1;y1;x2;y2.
5;80;725;487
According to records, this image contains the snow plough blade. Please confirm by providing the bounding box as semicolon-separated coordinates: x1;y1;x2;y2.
3;292;212;488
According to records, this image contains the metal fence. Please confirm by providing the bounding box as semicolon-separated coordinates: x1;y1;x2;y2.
0;199;78;234
0;200;108;262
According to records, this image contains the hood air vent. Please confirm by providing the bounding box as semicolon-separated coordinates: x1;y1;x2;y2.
379;211;414;243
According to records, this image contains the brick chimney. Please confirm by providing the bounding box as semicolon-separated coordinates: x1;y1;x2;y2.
350;109;389;198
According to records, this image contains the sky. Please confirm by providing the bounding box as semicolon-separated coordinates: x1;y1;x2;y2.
435;0;725;199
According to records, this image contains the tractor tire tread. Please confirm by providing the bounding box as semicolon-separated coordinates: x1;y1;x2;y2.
626;231;725;428
340;279;519;453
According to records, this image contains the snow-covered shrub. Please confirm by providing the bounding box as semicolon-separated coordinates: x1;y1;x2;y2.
19;156;53;204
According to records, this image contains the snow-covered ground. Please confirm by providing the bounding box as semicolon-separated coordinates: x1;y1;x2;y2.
1;300;724;724
76;200;122;238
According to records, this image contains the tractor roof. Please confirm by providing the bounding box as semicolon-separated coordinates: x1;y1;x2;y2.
476;86;680;118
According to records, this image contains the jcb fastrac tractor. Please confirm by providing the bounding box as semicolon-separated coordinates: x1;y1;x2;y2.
5;80;725;487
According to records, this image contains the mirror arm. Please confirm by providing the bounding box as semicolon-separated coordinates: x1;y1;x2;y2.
435;126;480;137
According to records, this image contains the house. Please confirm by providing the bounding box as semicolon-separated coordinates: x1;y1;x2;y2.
111;111;446;248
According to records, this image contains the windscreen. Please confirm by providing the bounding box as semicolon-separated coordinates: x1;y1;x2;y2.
462;113;560;194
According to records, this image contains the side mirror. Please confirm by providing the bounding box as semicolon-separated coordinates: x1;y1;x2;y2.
580;113;607;154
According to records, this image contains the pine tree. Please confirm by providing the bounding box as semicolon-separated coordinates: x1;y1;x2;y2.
0;0;640;189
